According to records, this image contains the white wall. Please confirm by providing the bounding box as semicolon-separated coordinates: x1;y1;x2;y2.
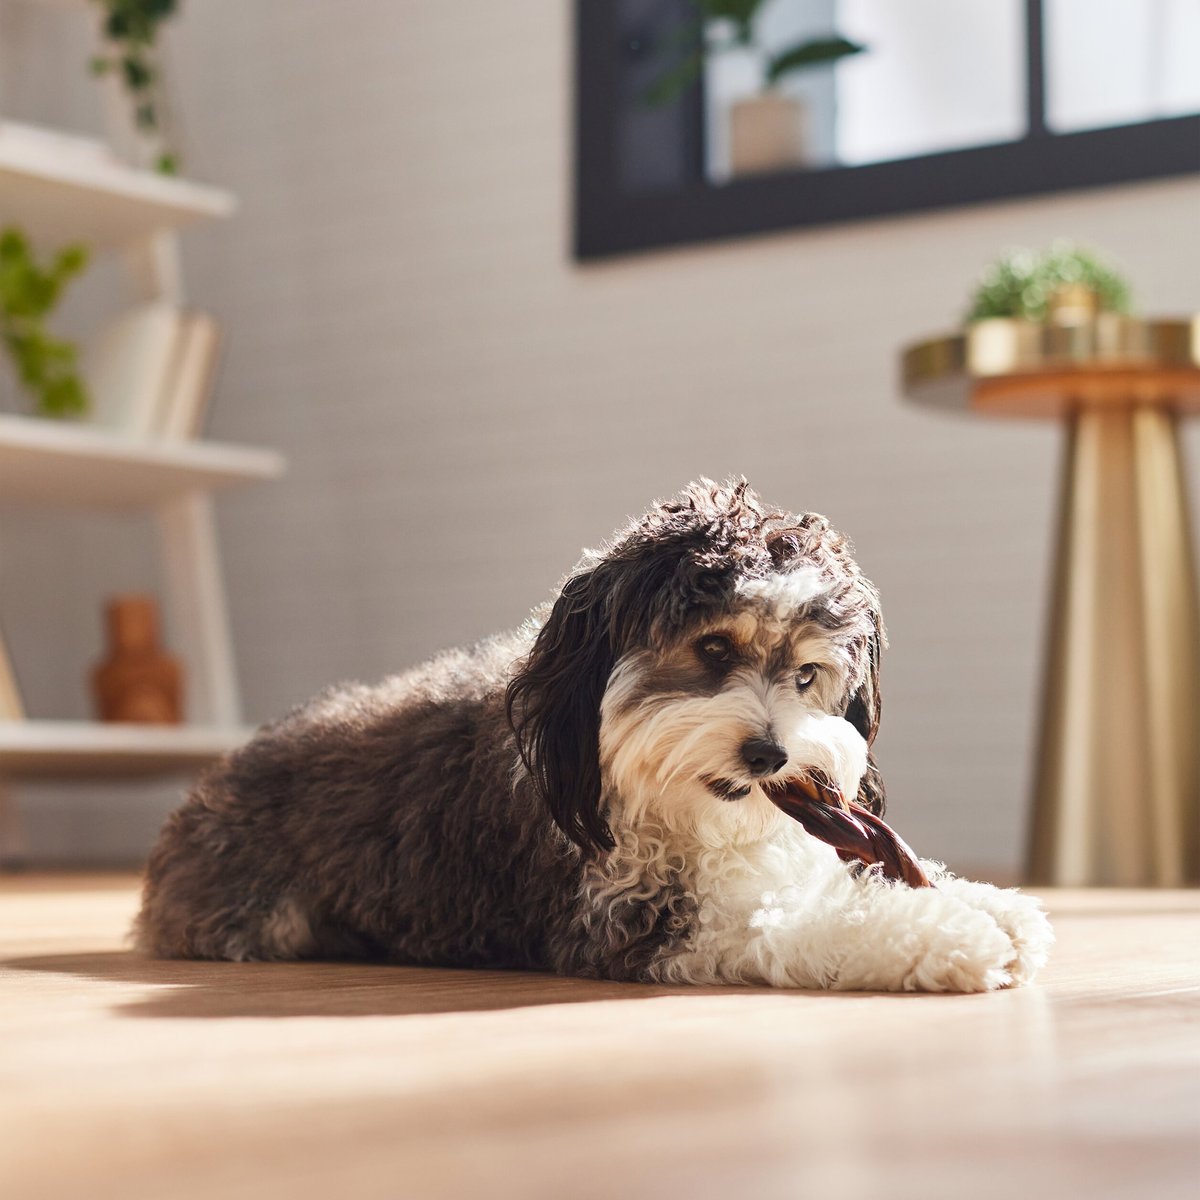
2;1;1197;875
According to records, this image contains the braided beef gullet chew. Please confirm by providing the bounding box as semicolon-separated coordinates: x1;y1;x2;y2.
764;774;932;889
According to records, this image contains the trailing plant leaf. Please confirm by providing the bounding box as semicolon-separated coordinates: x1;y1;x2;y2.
101;0;175;44
55;246;90;278
641;47;705;109
0;227;91;419
122;55;154;90
765;36;865;86
32;366;89;419
694;0;764;45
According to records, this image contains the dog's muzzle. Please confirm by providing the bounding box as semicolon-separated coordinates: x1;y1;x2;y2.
702;737;789;802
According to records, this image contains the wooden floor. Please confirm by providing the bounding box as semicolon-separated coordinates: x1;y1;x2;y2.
1;877;1197;1200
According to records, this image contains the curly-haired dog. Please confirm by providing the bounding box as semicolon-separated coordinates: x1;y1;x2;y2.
137;480;1052;991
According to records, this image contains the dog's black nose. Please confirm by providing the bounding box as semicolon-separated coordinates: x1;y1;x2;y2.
740;737;788;778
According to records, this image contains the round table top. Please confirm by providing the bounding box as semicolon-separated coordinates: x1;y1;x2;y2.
901;314;1200;419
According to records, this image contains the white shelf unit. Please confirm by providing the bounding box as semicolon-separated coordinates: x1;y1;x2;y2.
0;414;284;508
0;720;257;778
0;130;236;253
0;416;283;779
0;26;281;856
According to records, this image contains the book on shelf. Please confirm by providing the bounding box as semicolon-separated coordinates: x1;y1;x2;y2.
0;629;25;720
81;304;222;440
156;311;222;440
83;300;181;436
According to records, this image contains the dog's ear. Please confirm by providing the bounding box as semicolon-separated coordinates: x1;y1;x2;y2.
507;538;690;854
506;565;620;855
855;752;887;816
843;605;887;815
843;614;882;745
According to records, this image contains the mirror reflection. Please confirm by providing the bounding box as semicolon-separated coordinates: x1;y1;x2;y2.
700;0;1024;181
1045;0;1200;134
620;0;1200;193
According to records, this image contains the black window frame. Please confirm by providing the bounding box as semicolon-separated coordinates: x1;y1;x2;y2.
574;0;1200;260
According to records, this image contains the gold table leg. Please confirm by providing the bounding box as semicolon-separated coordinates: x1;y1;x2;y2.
0;779;28;870
1030;406;1200;885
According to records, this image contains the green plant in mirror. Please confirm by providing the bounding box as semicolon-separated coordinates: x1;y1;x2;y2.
0;228;91;419
644;0;865;108
89;0;181;175
966;243;1133;324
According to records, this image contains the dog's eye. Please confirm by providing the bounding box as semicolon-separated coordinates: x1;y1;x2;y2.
796;663;819;690
696;635;734;664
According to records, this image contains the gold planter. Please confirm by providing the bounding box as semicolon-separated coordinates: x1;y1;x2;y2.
902;315;1200;886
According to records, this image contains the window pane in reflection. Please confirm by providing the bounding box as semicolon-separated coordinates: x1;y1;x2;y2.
1046;0;1200;133
704;0;1025;182
835;0;1025;167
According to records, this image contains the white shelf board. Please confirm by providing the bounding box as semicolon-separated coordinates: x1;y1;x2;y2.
0;720;252;778
0;415;285;508
0;127;235;252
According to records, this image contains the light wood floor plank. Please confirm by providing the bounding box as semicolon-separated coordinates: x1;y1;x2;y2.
0;876;1197;1199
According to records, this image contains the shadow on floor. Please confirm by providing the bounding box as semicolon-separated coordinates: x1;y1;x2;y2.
2;949;802;1019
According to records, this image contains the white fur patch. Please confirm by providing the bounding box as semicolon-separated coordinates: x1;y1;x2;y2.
736;567;827;618
591;814;1052;993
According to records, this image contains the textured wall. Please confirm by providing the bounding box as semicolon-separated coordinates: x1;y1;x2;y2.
2;1;1198;872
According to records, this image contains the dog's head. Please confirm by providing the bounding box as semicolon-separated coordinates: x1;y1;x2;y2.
506;479;885;853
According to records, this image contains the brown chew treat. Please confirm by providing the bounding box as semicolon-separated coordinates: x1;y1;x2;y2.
765;774;932;889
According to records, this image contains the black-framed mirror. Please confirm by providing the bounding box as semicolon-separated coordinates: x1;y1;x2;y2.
574;0;1200;260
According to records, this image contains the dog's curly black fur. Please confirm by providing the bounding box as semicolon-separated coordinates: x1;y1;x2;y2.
137;478;1051;993
137;480;881;977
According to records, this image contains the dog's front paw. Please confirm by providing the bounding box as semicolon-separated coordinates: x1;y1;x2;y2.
831;889;1018;993
931;876;1054;986
901;901;1018;993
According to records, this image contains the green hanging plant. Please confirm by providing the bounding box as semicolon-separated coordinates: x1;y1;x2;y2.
88;0;181;175
644;0;865;108
0;228;91;419
966;243;1134;324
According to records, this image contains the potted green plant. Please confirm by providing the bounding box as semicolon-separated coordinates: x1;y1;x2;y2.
646;0;864;177
0;228;90;419
89;0;182;174
966;243;1133;326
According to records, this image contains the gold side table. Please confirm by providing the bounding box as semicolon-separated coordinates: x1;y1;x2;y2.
902;315;1200;886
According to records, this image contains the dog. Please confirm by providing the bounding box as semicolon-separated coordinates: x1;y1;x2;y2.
137;479;1052;991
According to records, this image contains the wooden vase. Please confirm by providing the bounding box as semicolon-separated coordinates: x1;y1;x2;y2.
92;595;184;724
